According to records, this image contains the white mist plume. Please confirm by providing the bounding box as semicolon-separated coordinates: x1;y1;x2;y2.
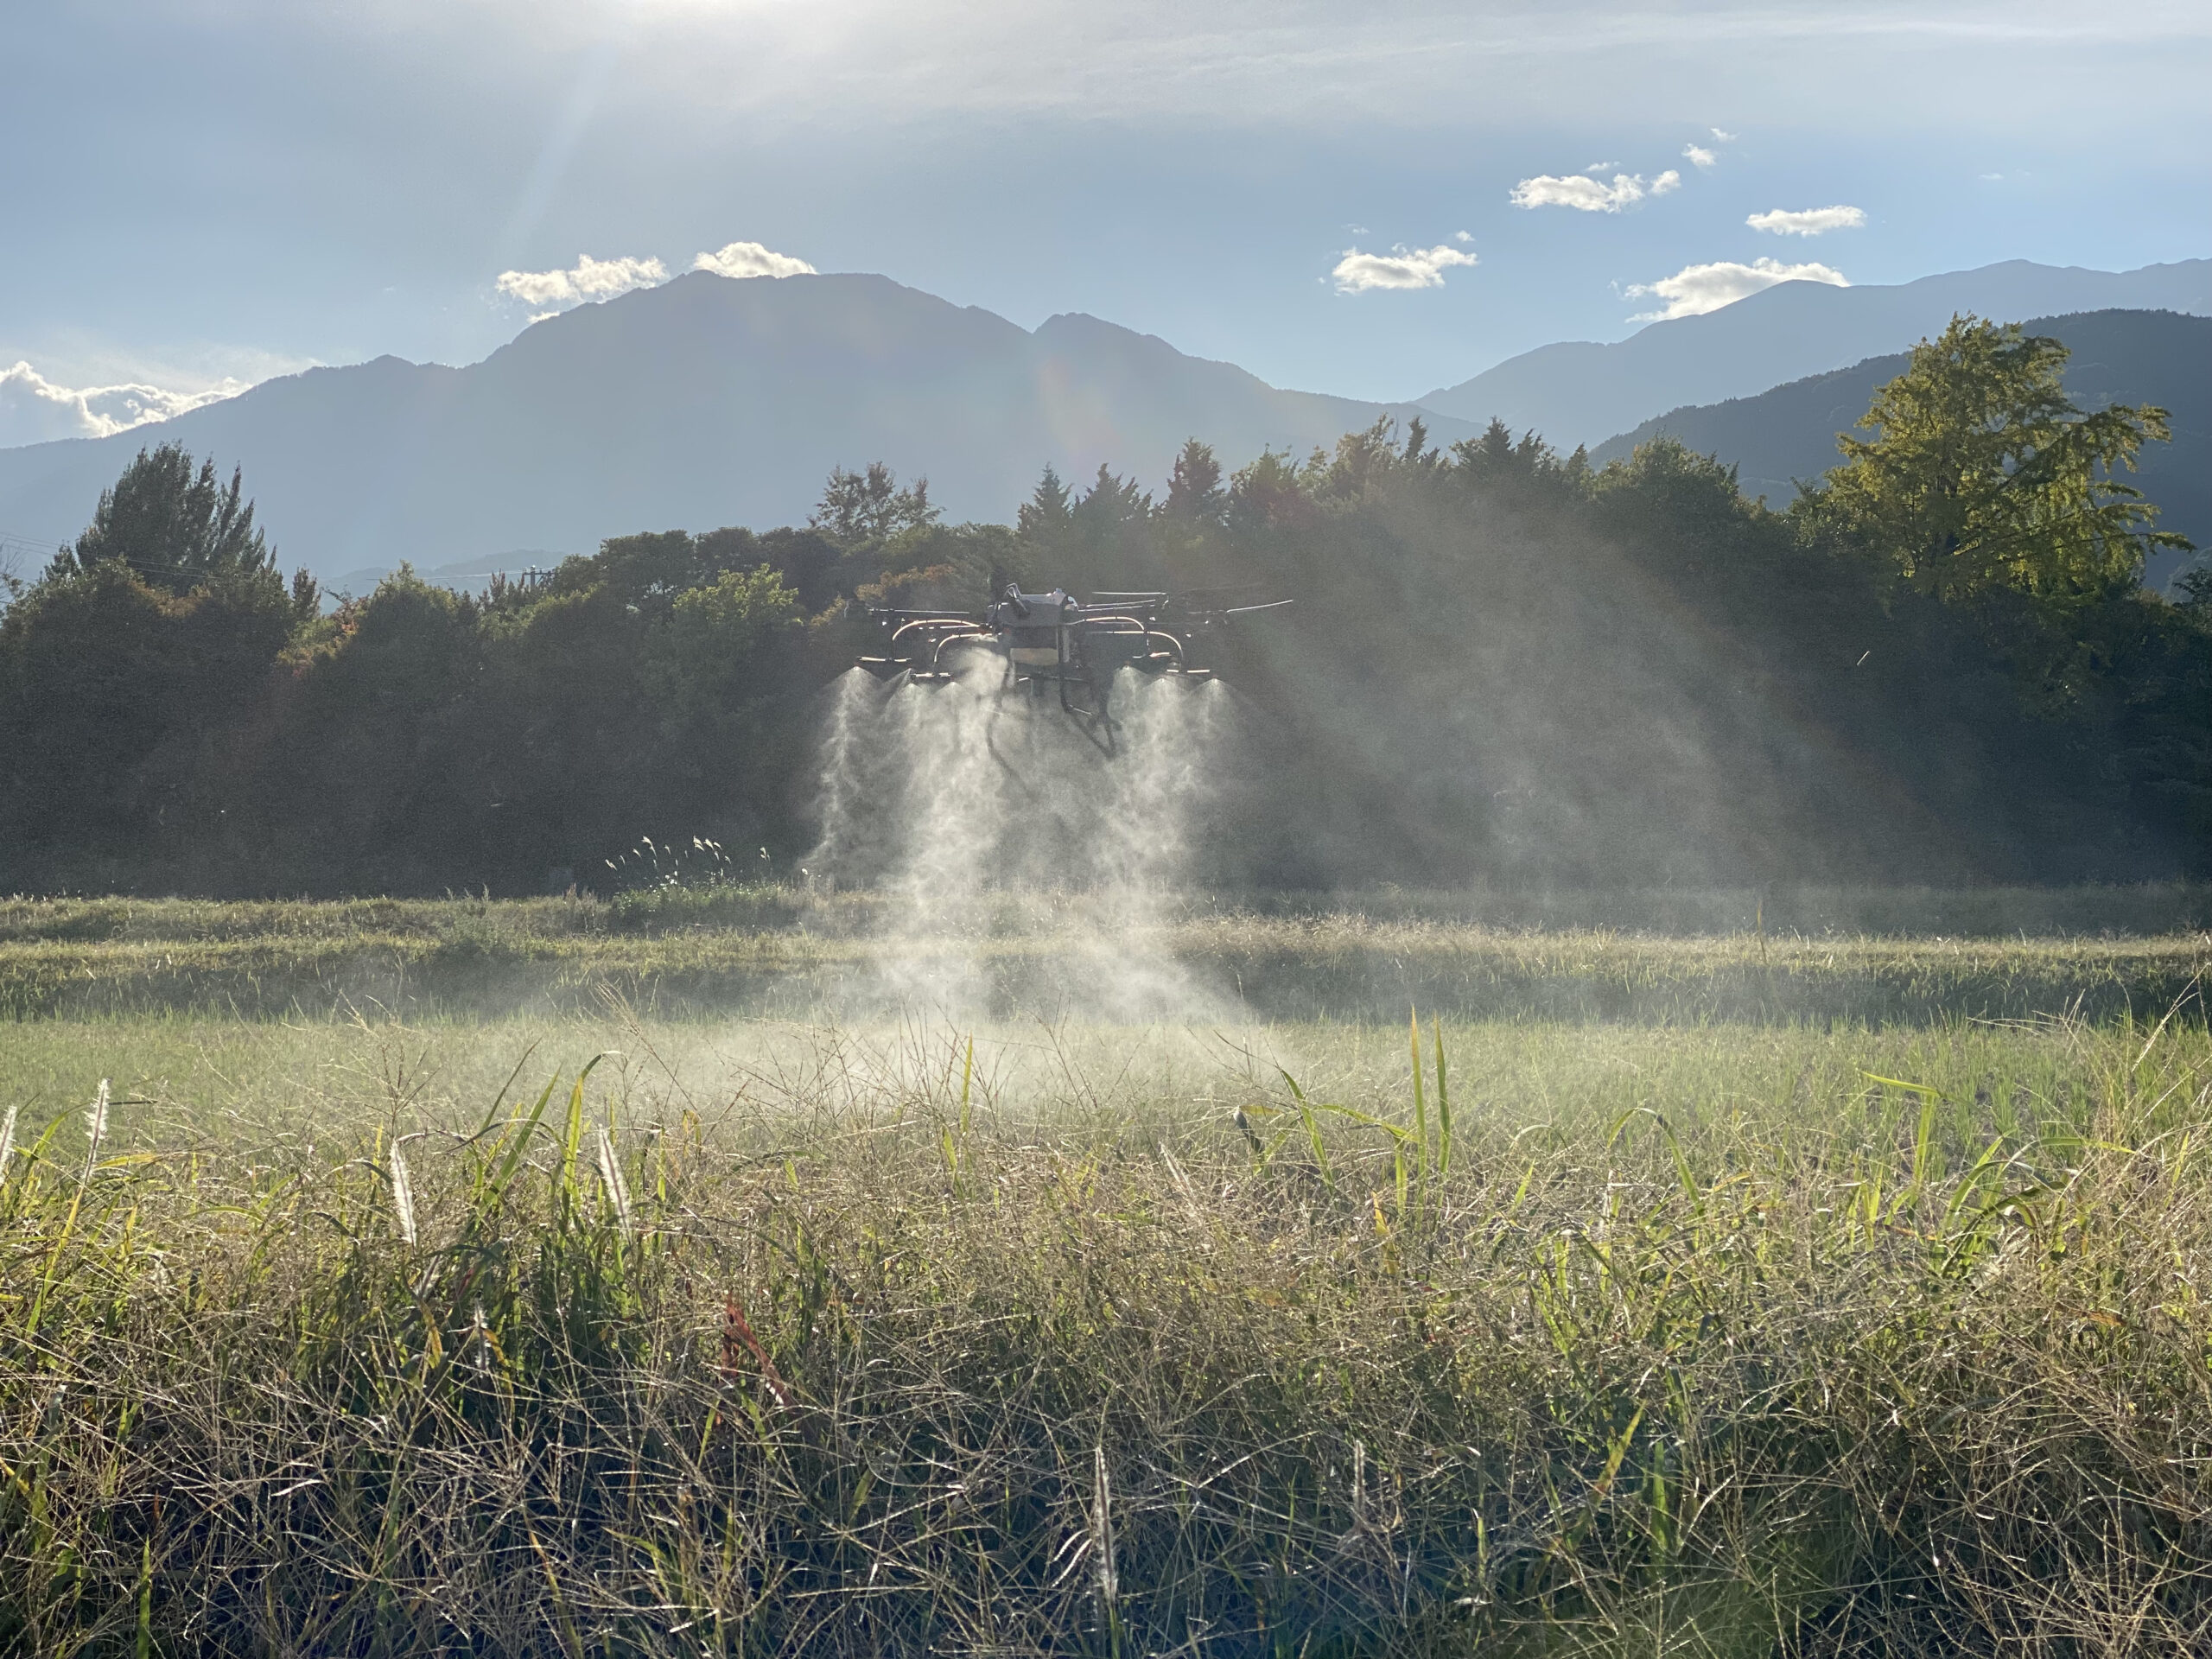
807;661;1240;1025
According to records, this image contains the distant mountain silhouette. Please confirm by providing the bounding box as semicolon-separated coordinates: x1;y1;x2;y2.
1415;259;2212;452
0;272;1468;580
1586;308;2211;590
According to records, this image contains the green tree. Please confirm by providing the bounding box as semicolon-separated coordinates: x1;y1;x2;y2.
1446;418;1585;502
0;445;313;867
0;556;300;855
1072;464;1151;537
1016;465;1072;538
1014;467;1077;579
1226;448;1313;537
1801;314;2189;605
658;565;804;712
56;442;287;598
810;462;940;546
1403;416;1432;468
1314;416;1403;501
1162;441;1226;522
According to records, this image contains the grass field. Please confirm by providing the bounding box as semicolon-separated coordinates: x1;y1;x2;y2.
1;893;2208;1656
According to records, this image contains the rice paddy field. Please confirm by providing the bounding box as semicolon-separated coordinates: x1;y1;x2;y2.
2;888;2209;1656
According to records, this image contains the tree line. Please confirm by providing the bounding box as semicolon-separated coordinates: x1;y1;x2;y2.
1;314;2203;895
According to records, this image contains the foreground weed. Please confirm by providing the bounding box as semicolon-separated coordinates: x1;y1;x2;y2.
0;1019;2206;1656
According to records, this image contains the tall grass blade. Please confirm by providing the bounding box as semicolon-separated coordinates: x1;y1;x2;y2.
389;1141;418;1246
560;1075;586;1209
1092;1441;1119;1651
1433;1017;1452;1179
1277;1071;1335;1191
1408;1005;1429;1186
594;1122;633;1236
136;1537;153;1659
31;1079;111;1330
81;1077;110;1183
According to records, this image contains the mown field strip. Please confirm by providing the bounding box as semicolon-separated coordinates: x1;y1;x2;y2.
3;907;2206;1022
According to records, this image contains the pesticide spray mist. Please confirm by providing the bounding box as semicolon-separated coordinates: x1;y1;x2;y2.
808;658;1240;1023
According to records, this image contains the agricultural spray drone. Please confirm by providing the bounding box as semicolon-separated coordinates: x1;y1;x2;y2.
859;585;1291;729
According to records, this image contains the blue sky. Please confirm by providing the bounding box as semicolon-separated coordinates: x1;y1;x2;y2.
3;0;2208;442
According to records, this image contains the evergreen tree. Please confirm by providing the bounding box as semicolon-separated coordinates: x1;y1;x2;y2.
1403;416;1431;468
1226;448;1312;536
1072;464;1151;538
1162;441;1226;522
1316;417;1402;500
1016;464;1074;541
60;442;277;596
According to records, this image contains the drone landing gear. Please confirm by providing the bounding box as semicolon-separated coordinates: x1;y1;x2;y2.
1010;663;1118;755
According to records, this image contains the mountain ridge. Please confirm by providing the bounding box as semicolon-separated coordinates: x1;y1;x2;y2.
1414;258;2212;451
7;259;2209;583
0;271;1470;579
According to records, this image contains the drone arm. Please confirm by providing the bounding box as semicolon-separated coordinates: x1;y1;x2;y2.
889;618;981;648
927;630;993;672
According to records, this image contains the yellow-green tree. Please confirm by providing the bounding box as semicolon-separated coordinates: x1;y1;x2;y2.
1802;314;2188;604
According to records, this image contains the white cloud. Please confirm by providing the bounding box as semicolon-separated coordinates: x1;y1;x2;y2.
1624;256;1848;320
1332;241;1478;293
1683;143;1718;168
1745;204;1866;236
494;252;670;309
1711;127;1738;142
1510;168;1678;213
1453;230;1472;243
692;240;817;280
0;361;248;448
494;243;810;318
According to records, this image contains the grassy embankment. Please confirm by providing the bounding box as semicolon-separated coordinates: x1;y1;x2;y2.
0;893;2208;1655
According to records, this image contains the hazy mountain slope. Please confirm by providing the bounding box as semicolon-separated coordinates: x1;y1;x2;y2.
1415;259;2212;451
1586;309;2211;587
0;272;1468;580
